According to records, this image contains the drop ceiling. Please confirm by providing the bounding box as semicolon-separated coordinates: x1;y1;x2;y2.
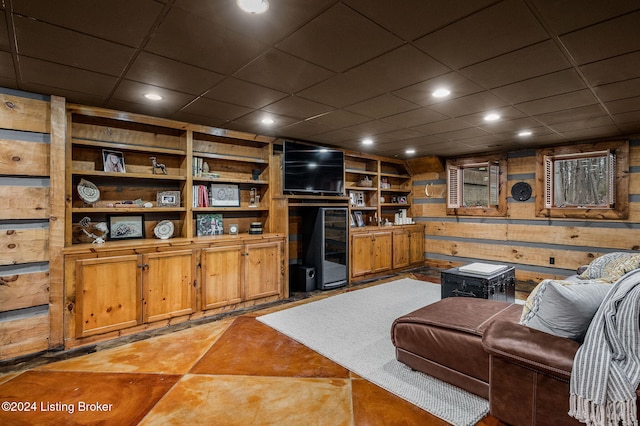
2;0;640;158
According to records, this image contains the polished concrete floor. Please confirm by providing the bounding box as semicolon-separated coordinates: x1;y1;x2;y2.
0;271;512;425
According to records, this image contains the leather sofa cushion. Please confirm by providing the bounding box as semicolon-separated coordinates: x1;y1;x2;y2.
391;298;521;384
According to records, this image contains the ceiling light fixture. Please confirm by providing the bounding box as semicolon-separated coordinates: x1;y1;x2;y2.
518;130;532;137
237;0;269;14
362;138;373;145
484;113;501;122
405;149;416;155
432;88;451;98
144;93;163;101
261;118;275;125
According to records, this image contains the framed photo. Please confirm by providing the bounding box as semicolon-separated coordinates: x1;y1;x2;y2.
350;190;365;207
102;149;126;173
157;191;181;207
354;211;365;227
196;213;223;236
350;213;356;227
210;184;240;207
107;215;144;240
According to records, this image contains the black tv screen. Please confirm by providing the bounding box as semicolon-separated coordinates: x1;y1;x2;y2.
283;141;344;195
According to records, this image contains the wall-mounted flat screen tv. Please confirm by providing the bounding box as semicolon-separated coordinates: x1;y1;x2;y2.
283;140;344;195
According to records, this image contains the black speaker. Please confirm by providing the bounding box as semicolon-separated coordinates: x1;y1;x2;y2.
291;265;316;292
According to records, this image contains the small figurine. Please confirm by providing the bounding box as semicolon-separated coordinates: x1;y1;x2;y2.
150;156;167;174
74;216;108;244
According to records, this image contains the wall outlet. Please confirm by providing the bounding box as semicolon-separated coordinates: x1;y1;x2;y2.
549;257;555;265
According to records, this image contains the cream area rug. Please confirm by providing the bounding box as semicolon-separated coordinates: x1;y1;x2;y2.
257;278;489;426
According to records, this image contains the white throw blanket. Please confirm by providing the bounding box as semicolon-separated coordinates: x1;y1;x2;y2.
569;269;640;426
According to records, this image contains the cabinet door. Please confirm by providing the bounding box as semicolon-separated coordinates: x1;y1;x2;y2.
371;231;393;273
409;228;424;265
201;245;243;309
143;250;195;323
351;233;373;278
392;230;410;269
244;240;282;301
75;255;142;337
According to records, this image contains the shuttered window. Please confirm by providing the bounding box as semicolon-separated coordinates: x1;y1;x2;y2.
544;150;614;209
447;164;461;208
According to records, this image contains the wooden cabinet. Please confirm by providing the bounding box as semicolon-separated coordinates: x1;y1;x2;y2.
75;255;142;338
143;250;195;323
393;226;425;269
201;239;283;309
244;240;282;300
74;249;195;337
201;244;243;309
351;231;392;278
350;225;424;281
66;234;284;346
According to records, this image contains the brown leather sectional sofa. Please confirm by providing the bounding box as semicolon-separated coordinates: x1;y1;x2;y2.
391;296;640;426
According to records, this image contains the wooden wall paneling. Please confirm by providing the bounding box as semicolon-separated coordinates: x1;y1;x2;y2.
0;138;49;175
506;223;640;251
425;221;509;241
0;269;49;311
0;181;49;220
48;95;66;349
0;310;50;360
425;237;602;271
0;93;50;134
419;143;640;282
0;90;53;361
0;224;49;265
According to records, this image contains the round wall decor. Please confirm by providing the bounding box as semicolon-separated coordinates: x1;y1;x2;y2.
511;182;532;201
153;220;174;239
77;179;100;204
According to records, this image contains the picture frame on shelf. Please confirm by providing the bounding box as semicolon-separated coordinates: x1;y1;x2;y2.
354;211;365;227
210;184;240;207
196;213;223;236
349;190;365;207
107;214;145;240
350;213;356;227
157;191;181;207
102;149;126;173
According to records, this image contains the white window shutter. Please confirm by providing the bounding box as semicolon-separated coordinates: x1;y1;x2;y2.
489;164;499;205
608;153;616;206
447;165;461;208
544;156;553;208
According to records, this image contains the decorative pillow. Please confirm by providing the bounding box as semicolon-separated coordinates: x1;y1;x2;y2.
520;279;575;322
520;281;612;342
578;252;640;282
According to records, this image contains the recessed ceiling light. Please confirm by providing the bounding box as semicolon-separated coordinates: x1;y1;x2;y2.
362;138;373;145
405;149;415;155
144;93;162;101
432;88;451;98
237;0;269;14
518;130;532;137
484;113;501;122
261;118;275;125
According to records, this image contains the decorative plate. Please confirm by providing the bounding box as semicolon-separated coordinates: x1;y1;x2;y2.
154;220;174;240
511;181;532;202
77;179;100;203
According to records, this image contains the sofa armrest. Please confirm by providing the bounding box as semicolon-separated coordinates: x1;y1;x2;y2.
481;320;580;380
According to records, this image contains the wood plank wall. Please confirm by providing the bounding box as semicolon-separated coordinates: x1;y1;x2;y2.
0;89;59;361
412;141;640;284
